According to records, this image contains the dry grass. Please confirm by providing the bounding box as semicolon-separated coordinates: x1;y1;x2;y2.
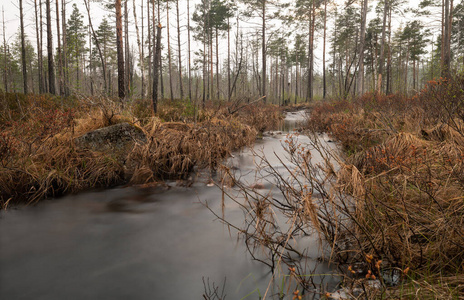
215;75;464;298
0;94;283;208
303;76;464;298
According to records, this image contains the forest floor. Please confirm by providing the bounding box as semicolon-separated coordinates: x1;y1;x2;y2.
304;76;464;298
0;93;283;208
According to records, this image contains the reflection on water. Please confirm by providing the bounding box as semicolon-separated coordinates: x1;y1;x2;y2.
0;110;338;299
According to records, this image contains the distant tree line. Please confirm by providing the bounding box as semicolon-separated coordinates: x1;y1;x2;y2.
1;0;463;109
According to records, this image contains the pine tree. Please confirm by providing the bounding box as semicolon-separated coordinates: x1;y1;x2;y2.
67;4;87;91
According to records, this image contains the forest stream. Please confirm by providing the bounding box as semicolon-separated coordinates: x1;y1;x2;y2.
0;110;339;300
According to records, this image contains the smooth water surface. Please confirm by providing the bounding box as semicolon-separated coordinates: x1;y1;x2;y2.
0;111;338;299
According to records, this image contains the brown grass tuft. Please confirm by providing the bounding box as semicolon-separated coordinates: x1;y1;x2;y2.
0;96;282;207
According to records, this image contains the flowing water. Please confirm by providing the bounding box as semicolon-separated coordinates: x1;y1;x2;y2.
0;111;338;299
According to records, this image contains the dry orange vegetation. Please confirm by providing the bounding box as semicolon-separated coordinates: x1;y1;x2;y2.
216;76;464;298
305;75;464;298
0;94;283;207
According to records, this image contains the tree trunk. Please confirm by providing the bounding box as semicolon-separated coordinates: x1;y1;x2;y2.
295;53;298;104
2;8;8;93
124;1;130;97
89;25;94;96
216;26;219;100
187;0;192;101
441;0;445;73
147;0;152;97
386;8;392;94
76;45;80;90
84;0;107;94
34;1;43;94
20;0;28;94
442;0;453;77
157;0;164;100
307;2;315;102
405;43;409;94
116;0;125;100
46;0;56;95
152;23;162;114
377;0;388;94
210;29;213;101
323;0;327;99
357;0;368;96
262;0;266;102
166;1;174;100
41;0;47;93
176;0;184;99
227;17;231;101
133;0;144;98
202;33;206;107
55;0;63;95
61;0;69;96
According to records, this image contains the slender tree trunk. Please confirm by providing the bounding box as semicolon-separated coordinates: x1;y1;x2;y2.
55;0;63;95
147;0;152;97
441;0;445;72
166;1;174;100
2;8;8;93
153;23;162;114
405;43;409;94
34;1;43;94
89;25;94;96
295;54;298;104
133;0;144;99
262;0;266;102
332;18;337;96
84;0;107;94
202;33;206;107
142;1;145;97
176;0;183;99
386;8;392;94
41;0;47;93
157;0;164;100
76;45;80;90
187;0;192;101
19;0;28;94
235;19;240;99
124;1;130;97
61;0;68;96
377;0;388;94
323;0;327;99
307;2;315;102
227;17;231;101
216;26;219;100
46;0;56;94
209;26;213;101
116;0;125;100
357;0;368;96
275;56;279;102
443;0;453;77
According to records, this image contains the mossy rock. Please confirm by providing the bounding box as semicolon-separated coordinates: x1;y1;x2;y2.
74;122;147;153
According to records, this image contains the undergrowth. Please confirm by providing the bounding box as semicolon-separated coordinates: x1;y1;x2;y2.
217;75;464;299
0;94;283;208
306;75;464;298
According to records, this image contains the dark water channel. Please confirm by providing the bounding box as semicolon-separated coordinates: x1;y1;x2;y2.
0;111;338;299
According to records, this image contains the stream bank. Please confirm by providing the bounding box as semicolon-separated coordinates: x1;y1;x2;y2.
0;110;342;299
